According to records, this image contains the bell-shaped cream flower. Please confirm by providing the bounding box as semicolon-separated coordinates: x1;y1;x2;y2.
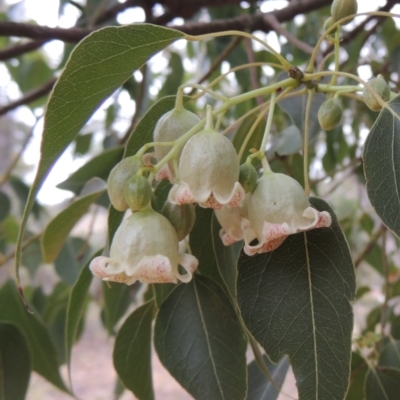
215;197;248;245
168;127;245;210
242;172;332;255
89;209;198;284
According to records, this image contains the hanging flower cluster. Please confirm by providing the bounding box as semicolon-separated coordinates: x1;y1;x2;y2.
89;101;332;286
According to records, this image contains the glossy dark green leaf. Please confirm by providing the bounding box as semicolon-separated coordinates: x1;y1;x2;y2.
57;147;124;194
0;322;31;400
363;96;400;237
365;367;400;400
0;191;10;222
247;355;290;400
152;283;176;309
0;280;68;392
114;301;155;400
103;282;131;335
189;207;226;290
379;340;400;369
55;237;91;285
15;24;184;289
237;197;355;400
211;213;241;300
345;352;367;400
153;180;172;213
65;251;98;380
154;275;247;400
107;205;125;245
41;187;105;263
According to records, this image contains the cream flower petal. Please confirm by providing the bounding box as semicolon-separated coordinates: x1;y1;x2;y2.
132;255;178;283
89;256;137;285
177;253;199;283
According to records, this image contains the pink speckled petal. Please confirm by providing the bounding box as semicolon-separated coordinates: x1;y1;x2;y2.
219;227;243;245
297;208;332;232
242;219;291;255
177;253;199;283
89;256;137;285
169;182;205;205
199;194;223;209
155;164;173;181
133;255;178;284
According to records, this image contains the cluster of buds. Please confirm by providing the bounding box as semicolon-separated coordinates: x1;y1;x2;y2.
89;102;332;286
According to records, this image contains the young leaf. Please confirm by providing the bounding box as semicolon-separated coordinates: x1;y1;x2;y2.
113;301;155;400
102;282;131;335
363;95;400;237
237;197;355;400
0;280;68;393
15;24;184;291
0;322;31;400
154;275;247;400
247;355;290;400
365;367;400;400
57;147;124;194
41;186;105;263
65;251;99;383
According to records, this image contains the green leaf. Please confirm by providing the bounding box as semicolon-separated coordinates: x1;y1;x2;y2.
189;207;226;290
247;355;290;400
0;322;31;400
365;367;400;400
55;237;91;285
9;176;42;219
113;301;155;400
57;147;124;194
154;275;247;400
379;340;400;369
345;352;368;400
159;52;184;97
363;96;400;237
103;282;131;335
0;280;68;393
152;283;176;309
74;132;93;156
15;24;183;290
108;206;125;244
237;197;355;400
65;251;98;382
211;213;241;300
41;186;105;263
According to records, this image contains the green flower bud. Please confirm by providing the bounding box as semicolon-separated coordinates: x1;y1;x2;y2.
331;0;358;25
239;163;258;193
107;156;142;211
154;107;200;181
162;201;196;241
317;98;343;131
323;17;337;34
123;175;152;211
363;75;391;112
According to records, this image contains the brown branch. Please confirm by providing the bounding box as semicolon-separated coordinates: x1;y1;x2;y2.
0;39;48;61
0;77;56;117
0;0;332;42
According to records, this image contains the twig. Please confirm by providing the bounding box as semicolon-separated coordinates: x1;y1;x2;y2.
354;226;384;268
0;117;39;187
0;232;42;267
188;36;242;97
0;77;56;117
0;39;47;61
263;14;314;55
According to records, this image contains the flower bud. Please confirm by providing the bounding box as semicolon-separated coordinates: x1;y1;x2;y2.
107;156;142;211
363;75;390;112
162;201;196;241
239;163;258;193
318;98;343;131
123;175;152;211
331;0;358;25
154;107;200;181
323;17;337;35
